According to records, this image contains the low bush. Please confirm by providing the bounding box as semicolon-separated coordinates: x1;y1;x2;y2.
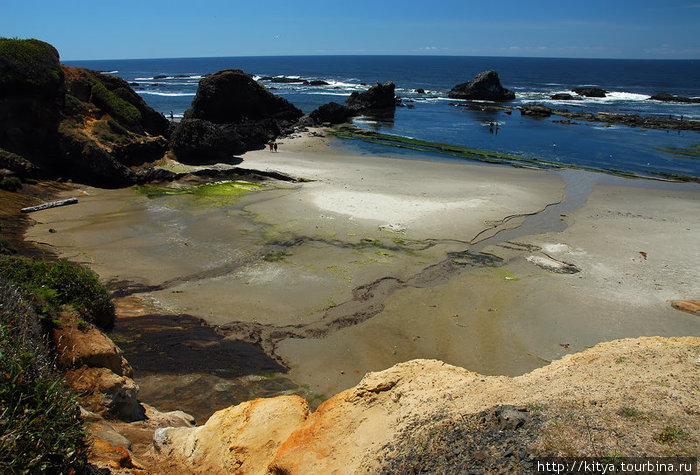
0;256;114;330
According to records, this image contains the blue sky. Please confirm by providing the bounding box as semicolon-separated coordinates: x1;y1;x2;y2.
2;0;699;60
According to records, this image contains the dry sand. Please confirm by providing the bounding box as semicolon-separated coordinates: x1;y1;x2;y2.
24;129;700;405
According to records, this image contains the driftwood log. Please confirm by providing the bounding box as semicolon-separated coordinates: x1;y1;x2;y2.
21;197;78;213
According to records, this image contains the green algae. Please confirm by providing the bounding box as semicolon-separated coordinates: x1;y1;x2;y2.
329;124;700;182
134;180;269;206
657;144;700;159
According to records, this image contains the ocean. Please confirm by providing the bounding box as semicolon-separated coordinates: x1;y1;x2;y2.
64;55;700;180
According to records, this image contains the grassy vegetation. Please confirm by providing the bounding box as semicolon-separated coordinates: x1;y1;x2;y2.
89;77;142;127
0;38;62;92
134;180;268;207
0;281;89;473
0;256;115;330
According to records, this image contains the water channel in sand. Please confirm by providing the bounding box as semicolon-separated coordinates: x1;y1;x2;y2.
24;160;700;420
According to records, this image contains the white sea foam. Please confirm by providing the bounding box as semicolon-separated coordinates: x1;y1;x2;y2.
101;70;118;74
136;91;196;97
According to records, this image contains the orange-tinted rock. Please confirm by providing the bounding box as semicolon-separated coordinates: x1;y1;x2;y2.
53;312;133;377
669;300;700;315
66;366;144;421
154;395;309;475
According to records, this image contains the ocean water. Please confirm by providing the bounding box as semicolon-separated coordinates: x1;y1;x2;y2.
64;56;700;179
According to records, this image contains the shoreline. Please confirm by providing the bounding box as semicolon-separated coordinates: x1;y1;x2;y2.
19;128;700;418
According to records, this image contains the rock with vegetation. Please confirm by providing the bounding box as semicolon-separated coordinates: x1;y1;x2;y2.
448;70;515;101
0;37;170;187
171;69;303;163
520;104;553;117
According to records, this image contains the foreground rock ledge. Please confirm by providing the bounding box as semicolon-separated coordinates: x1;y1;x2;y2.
151;336;699;474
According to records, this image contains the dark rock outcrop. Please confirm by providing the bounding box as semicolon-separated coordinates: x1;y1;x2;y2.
0;38;170;187
346;81;398;112
520;104;553;117
448;71;515;101
551;93;581;101
172;69;303;163
650;93;700;104
572;87;607;98
309;102;354;125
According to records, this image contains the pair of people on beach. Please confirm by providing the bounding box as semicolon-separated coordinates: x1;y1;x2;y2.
268;141;278;152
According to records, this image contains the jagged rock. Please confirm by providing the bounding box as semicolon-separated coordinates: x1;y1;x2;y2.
346;81;398;112
572;87;607;98
81;407;132;450
520;104;553;117
650;93;700;104
309;101;354;125
448;70;515;101
154;395;309;474
90;439;143;471
53;313;133;377
415;88;426;94
67;366;144;421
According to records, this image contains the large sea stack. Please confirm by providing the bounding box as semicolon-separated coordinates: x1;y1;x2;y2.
346;81;398;113
448;70;515;101
0;38;170;187
171;69;303;163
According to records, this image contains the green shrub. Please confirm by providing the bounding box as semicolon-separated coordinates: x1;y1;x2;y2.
0;256;114;330
0;38;62;92
0;176;22;191
0;281;89;473
89;78;141;127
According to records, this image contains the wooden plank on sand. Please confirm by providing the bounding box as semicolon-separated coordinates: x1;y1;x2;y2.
21;197;78;213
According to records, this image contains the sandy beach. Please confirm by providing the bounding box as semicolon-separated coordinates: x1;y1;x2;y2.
24;129;700;412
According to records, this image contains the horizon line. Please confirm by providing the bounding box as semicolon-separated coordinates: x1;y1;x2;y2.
61;53;700;63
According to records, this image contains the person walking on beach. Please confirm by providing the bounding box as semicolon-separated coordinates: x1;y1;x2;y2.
273;142;278;152
268;141;274;152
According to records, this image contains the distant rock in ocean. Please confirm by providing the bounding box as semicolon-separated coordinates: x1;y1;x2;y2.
572;87;607;98
649;92;700;104
0;38;169;187
171;69;303;163
550;93;582;101
448;70;515;101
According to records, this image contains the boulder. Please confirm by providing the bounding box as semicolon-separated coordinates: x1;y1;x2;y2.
53;313;133;377
346;81;398;112
572;87;607;98
66;366;144;422
520;104;553;117
309;102;354;125
448;70;515;101
154;395;309;475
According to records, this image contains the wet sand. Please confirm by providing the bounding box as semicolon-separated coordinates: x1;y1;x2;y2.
24;129;700;412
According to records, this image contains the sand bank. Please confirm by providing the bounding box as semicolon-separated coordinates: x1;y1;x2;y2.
23;129;700;410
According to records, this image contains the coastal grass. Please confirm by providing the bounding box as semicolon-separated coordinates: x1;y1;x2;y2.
0;256;115;330
134;180;268;207
89;77;142;127
330;124;700;182
0;281;90;473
